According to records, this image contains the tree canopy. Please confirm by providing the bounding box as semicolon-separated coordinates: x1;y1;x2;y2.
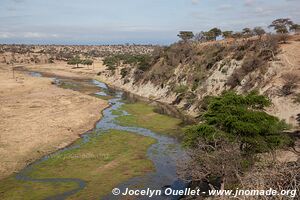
242;28;253;37
253;27;266;38
177;31;194;42
81;59;93;66
205;27;222;41
222;31;233;39
183;91;292;153
269;18;294;34
290;24;300;33
67;55;81;68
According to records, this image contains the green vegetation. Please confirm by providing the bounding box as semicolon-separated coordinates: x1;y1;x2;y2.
115;102;182;135
111;109;123;116
181;92;293;190
0;178;77;200
253;27;266;39
120;68;129;78
185;18;296;42
184;91;292;153
222;31;233;39
269;18;294;34
81;59;93;66
204;27;222;41
0;130;156;200
67;55;82;68
290;23;300;33
103;54;152;72
67;56;93;68
174;84;188;94
177;31;194;42
59;81;80;90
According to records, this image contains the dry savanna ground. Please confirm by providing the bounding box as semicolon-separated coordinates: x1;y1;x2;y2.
0;65;107;180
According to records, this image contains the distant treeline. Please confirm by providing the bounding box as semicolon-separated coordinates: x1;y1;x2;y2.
177;18;300;42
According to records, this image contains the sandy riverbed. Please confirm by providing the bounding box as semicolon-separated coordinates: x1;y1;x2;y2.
0;65;107;180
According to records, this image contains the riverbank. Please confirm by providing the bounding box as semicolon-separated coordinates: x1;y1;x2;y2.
0;130;156;200
24;62;104;79
0;65;108;180
0;72;185;199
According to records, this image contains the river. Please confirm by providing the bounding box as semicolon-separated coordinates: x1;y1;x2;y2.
14;72;188;200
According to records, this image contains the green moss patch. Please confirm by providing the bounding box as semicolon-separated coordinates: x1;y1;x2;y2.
0;130;156;200
115;103;182;135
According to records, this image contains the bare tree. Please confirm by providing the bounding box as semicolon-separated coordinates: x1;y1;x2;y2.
241;161;299;200
179;138;243;191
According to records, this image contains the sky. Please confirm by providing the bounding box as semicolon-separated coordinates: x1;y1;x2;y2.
0;0;299;45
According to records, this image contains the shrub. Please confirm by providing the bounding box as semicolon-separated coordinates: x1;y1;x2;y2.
226;70;244;88
276;33;290;44
120;68;129;78
48;57;54;63
103;56;119;70
241;54;263;73
228;36;280;89
293;93;300;104
174;85;188;94
67;55;81;68
281;73;299;96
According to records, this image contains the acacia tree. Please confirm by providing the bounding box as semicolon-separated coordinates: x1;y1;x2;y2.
269;18;294;33
290;23;300;33
242;28;253;37
208;27;222;40
67;55;82;68
81;59;93;69
177;31;194;42
222;31;233;39
181;92;292;190
253;27;266;39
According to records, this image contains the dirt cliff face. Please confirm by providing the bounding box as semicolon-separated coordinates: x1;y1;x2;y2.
99;35;300;127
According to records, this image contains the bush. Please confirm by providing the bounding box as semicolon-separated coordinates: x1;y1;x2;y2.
227;36;280;89
293;93;300;104
241;54;263;73
120;68;129;78
281;73;299;96
226;70;244;88
174;85;188;94
103;56;119;70
48;57;54;63
276;33;290;44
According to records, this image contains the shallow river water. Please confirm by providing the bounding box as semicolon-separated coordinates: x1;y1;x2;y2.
15;72;188;200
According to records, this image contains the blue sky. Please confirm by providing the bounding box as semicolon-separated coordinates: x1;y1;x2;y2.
0;0;299;44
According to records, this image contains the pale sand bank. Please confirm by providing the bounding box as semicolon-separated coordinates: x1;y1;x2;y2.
0;65;107;179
